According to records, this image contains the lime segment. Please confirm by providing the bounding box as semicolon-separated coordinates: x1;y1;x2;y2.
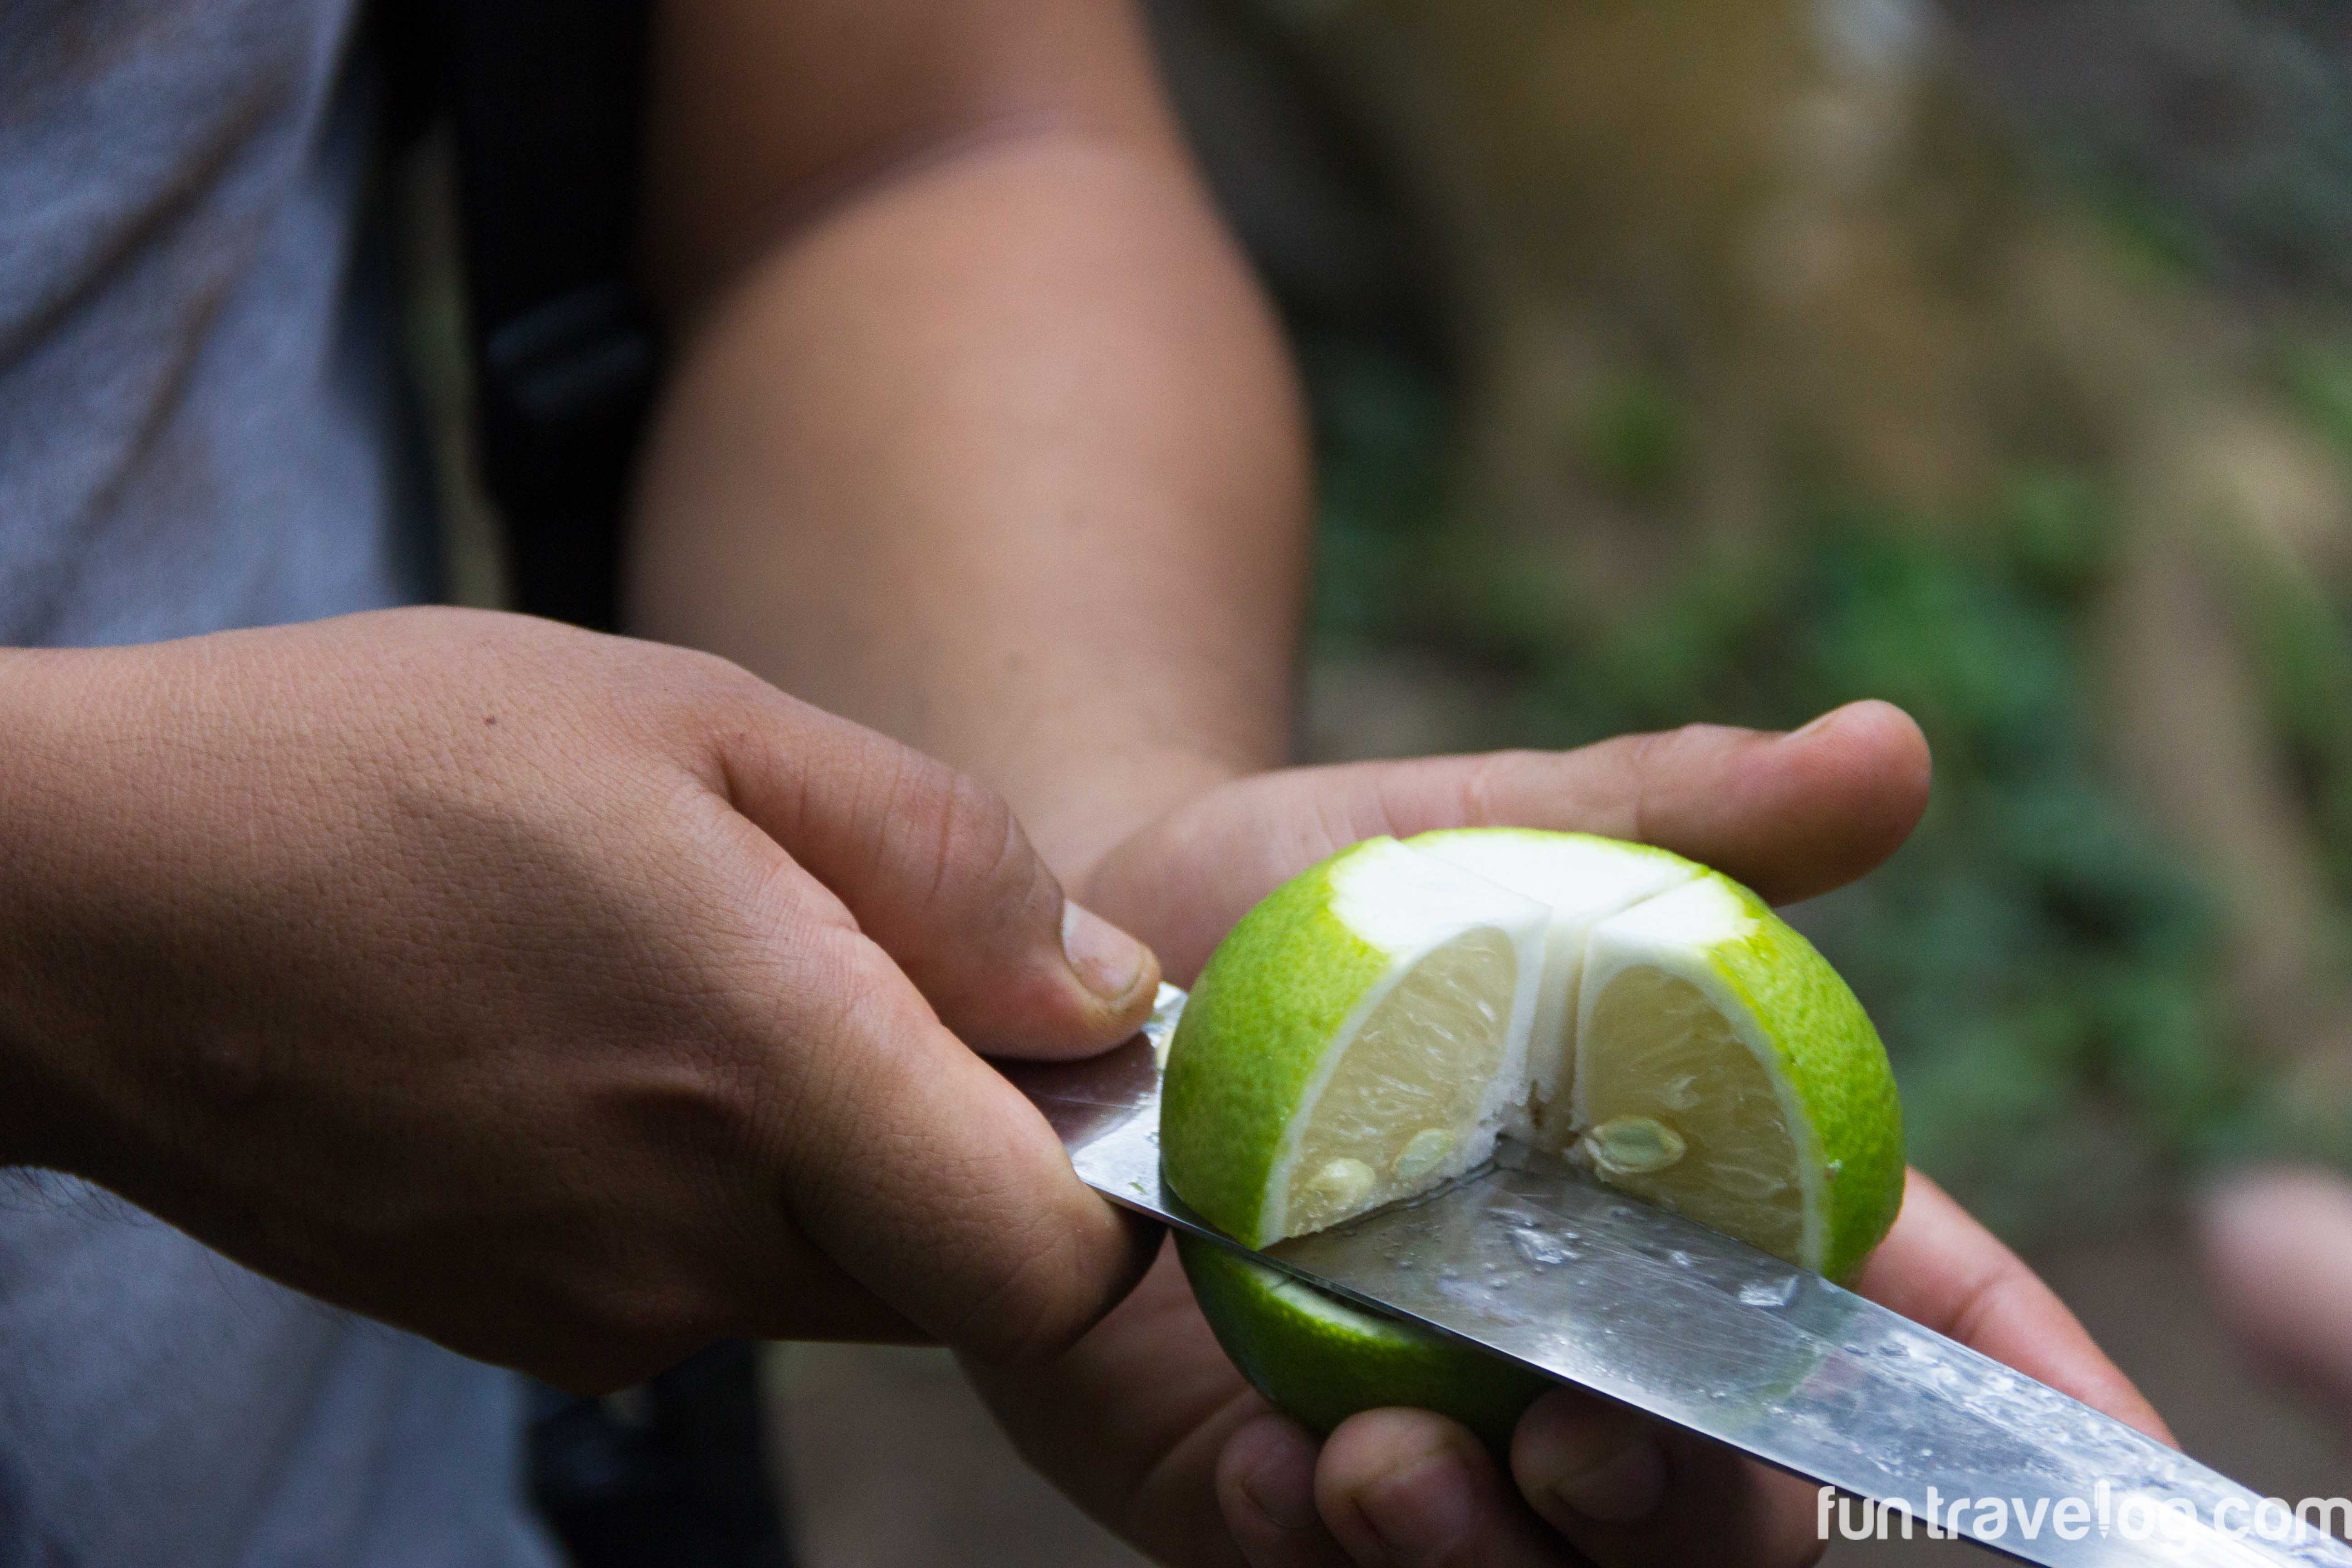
1573;874;1904;1278
1578;965;1809;1262
1163;837;1549;1246
1277;925;1520;1236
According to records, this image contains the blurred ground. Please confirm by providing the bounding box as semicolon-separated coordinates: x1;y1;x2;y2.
765;1343;1147;1568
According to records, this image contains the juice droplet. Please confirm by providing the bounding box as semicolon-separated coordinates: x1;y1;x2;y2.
1507;1226;1579;1268
1737;1276;1798;1308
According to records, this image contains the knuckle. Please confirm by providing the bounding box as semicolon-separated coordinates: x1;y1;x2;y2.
1612;727;1686;844
1453;747;1539;826
943;1220;1107;1366
912;764;1050;923
932;766;1018;876
663;640;766;699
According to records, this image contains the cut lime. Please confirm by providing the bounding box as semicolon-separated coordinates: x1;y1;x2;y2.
1163;828;1903;1445
1162;830;1901;1272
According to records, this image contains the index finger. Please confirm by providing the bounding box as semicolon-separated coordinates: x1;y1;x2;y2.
1853;1169;2174;1444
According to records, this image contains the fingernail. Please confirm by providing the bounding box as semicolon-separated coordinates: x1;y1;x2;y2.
1784;706;1845;742
1535;1433;1666;1524
1061;903;1150;1004
1357;1444;1478;1564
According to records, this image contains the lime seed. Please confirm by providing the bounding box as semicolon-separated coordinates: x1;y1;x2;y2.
1393;1127;1455;1182
1584;1115;1689;1176
1304;1157;1376;1213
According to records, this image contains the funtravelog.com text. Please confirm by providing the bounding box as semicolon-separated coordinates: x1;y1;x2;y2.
1818;1483;2351;1547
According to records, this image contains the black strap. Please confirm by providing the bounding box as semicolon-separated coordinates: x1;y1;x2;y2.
528;1342;794;1568
370;15;790;1565
439;0;661;631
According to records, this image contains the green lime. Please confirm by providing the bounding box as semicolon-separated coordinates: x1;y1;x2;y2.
1175;1232;1552;1455
1161;828;1905;1444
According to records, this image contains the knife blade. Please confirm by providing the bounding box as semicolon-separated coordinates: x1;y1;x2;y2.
1002;985;2352;1568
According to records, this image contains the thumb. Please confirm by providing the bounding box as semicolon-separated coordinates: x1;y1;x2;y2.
746;917;1157;1363
714;691;1160;1058
1089;699;1932;982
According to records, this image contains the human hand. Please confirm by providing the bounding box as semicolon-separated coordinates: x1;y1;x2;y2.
2198;1166;2352;1430
0;608;1161;1390
966;702;2172;1567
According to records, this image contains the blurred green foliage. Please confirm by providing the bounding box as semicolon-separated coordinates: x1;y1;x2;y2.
2261;343;2352;917
1577;376;1690;504
1302;334;2302;1244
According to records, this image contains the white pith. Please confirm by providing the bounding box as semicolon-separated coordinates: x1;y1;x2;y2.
1261;836;1823;1259
1262;1263;1411;1338
1411;830;1700;1126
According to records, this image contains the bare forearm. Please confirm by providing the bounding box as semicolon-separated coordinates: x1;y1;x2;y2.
625;128;1308;882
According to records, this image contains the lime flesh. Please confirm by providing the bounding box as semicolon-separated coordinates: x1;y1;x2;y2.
1278;927;1520;1236
1163;837;1548;1246
1572;873;1904;1279
1578;966;1806;1262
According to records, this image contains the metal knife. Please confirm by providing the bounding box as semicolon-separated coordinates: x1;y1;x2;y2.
1002;985;2352;1568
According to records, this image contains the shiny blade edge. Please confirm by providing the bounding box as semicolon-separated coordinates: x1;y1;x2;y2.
1004;986;2349;1568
